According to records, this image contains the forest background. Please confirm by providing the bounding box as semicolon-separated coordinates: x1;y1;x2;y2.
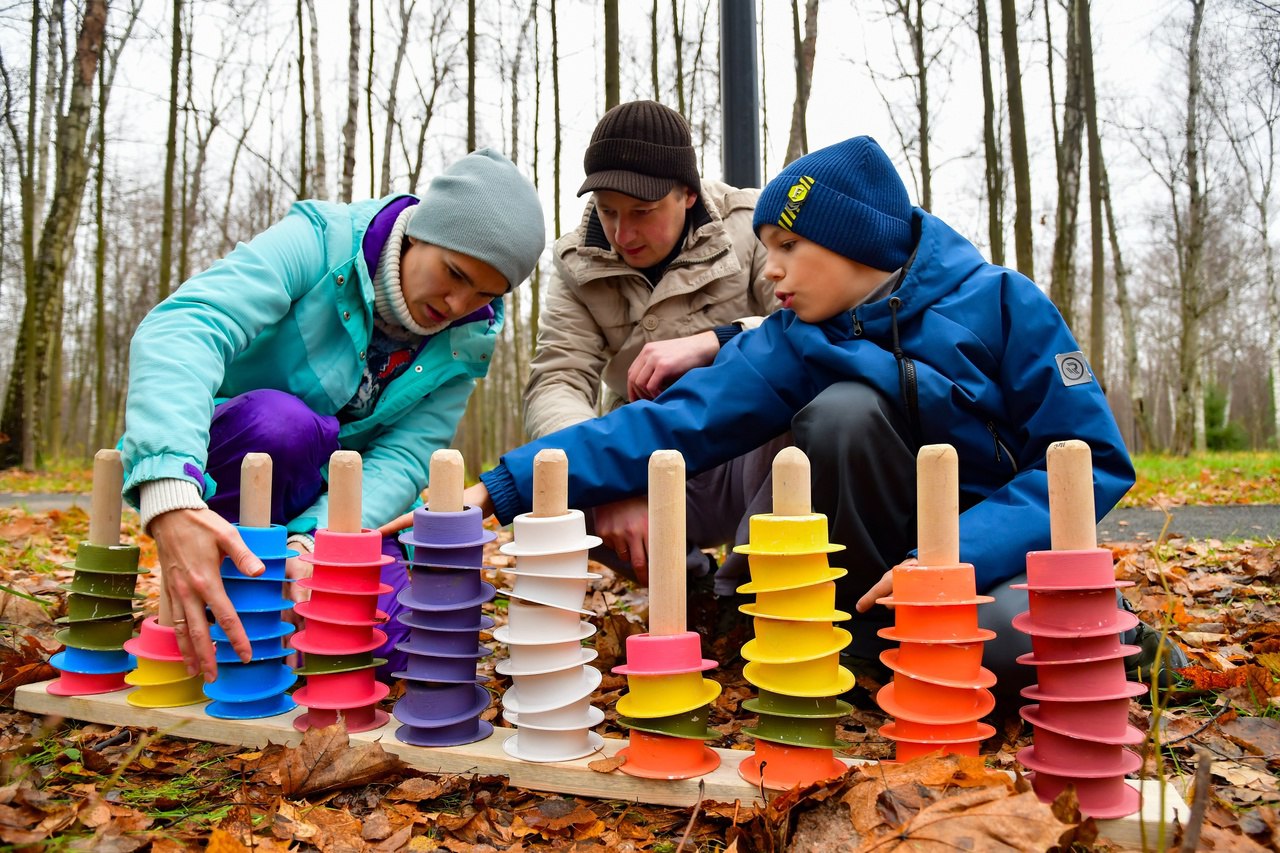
0;0;1276;475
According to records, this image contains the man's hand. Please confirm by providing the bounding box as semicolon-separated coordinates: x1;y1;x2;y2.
149;508;265;680
592;495;650;583
855;558;919;613
627;331;720;401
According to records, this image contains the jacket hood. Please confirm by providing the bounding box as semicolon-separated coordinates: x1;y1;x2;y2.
852;209;989;336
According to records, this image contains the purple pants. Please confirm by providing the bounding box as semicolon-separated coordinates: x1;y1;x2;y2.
208;389;411;678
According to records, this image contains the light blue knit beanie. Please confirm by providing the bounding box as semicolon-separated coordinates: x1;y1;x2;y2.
407;148;546;288
753;136;913;272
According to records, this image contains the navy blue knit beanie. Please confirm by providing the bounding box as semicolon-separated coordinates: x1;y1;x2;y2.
753;136;913;272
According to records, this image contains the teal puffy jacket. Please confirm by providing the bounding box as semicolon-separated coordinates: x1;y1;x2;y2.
122;196;503;530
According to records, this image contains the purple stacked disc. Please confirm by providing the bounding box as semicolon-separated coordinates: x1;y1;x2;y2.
393;504;497;747
1013;548;1145;820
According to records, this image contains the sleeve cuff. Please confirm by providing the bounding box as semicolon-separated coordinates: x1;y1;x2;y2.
713;324;743;347
139;478;208;532
479;465;522;526
286;532;315;554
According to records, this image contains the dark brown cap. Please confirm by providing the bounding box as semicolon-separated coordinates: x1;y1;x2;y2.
578;100;701;201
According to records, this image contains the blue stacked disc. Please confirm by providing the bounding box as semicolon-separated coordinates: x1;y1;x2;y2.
204;524;298;719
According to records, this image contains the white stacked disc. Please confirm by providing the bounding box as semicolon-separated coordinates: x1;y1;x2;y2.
496;509;605;762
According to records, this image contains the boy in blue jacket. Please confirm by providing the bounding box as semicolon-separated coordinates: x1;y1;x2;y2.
123;149;545;681
388;136;1180;699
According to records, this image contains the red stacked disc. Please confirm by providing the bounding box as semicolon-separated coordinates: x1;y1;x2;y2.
291;452;393;733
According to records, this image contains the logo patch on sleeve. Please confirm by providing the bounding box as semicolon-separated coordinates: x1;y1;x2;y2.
1055;351;1094;387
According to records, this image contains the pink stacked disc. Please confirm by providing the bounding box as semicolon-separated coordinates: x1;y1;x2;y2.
1012;548;1144;820
291;528;395;733
875;564;997;761
496;509;606;762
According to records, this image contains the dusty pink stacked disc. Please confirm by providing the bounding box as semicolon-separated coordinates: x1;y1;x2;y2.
291;527;394;732
876;563;997;760
1014;548;1144;819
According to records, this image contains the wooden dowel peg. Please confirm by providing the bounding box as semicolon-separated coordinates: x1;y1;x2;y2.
327;451;363;533
916;444;959;566
771;447;811;516
1048;440;1097;550
88;449;123;547
647;450;686;636
428;449;465;513
531;449;569;518
239;453;272;528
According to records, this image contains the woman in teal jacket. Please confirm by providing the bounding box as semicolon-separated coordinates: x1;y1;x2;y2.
122;149;545;680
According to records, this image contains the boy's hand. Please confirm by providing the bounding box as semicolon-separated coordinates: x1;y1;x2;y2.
627;331;719;401
855;558;918;613
592;495;650;583
150;508;264;680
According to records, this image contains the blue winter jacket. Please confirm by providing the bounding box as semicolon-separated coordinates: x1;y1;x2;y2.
482;209;1134;591
122;196;503;531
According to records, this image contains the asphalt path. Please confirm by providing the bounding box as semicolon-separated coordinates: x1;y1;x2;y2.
1;493;1276;543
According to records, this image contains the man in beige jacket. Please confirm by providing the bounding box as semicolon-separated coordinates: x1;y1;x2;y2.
524;100;783;597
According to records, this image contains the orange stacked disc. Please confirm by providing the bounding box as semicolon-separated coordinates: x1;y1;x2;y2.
876;445;996;760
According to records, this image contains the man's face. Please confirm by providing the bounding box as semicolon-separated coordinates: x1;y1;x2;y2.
593;187;697;269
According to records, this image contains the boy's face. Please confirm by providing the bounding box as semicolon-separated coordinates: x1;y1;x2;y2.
400;239;508;327
593;187;697;269
758;225;893;323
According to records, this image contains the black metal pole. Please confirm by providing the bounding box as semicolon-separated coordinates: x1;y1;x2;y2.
720;0;761;189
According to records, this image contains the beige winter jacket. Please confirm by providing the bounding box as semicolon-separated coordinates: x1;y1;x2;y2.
523;179;777;439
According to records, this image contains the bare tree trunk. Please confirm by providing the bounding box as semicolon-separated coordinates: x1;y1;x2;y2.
1102;161;1154;450
670;0;686;115
976;0;1003;265
467;0;476;151
93;45;109;451
651;0;660;100
34;0;64;234
1174;0;1206;454
380;0;415;196
1049;0;1083;330
604;0;620;110
296;0;309;197
339;0;359;202
158;0;181;302
784;0;819;166
366;0;375;196
760;1;770;178
551;0;562;238
530;1;543;361
1081;0;1104;384
1001;0;1034;279
305;0;328;199
24;0;108;468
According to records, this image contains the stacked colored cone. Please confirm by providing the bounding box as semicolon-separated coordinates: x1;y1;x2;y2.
204;525;298;719
875;564;997;760
49;542;146;696
1014;549;1144;819
613;631;721;779
391;506;495;746
124;617;205;707
292;526;393;731
496;509;605;762
734;513;852;789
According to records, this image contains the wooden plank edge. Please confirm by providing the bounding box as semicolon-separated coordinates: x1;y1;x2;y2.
13;681;1186;841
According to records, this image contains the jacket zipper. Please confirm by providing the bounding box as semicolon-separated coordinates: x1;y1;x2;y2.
851;310;863;336
986;421;1019;472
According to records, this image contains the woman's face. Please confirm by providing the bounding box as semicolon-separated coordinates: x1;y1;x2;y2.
399;238;508;327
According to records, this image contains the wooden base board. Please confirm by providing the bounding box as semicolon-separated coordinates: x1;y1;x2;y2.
14;682;1185;847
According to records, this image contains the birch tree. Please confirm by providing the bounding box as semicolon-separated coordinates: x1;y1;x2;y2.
784;0;818;165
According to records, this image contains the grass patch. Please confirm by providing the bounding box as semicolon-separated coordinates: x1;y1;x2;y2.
1123;451;1280;507
0;461;93;494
